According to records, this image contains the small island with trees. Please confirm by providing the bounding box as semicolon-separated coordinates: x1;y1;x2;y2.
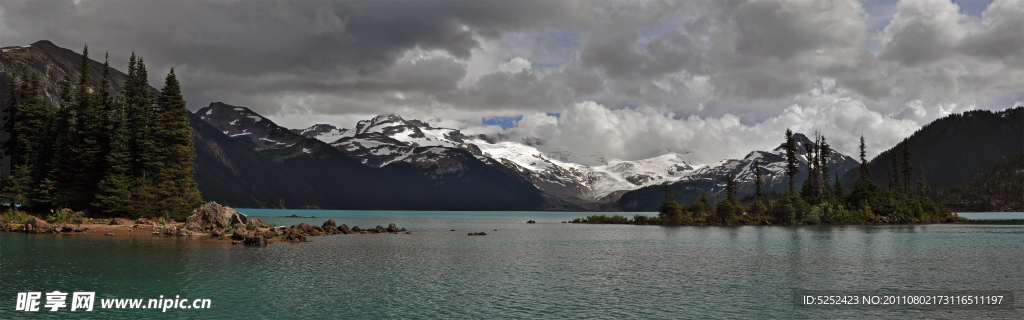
573;130;963;226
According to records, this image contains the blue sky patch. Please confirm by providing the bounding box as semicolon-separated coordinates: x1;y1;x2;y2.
483;115;523;129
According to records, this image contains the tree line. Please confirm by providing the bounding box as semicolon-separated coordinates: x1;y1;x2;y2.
575;129;958;225
2;46;203;219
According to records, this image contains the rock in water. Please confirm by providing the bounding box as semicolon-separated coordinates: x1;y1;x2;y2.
386;223;399;232
184;201;250;232
24;218;50;233
243;235;267;246
322;219;337;229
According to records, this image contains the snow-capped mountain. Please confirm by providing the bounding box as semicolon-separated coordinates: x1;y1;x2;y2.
294;115;702;204
197;102;307;153
207;107;857;209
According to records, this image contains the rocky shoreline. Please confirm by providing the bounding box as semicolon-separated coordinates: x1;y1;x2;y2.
0;202;409;246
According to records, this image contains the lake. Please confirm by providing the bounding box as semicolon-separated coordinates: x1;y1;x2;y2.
1;210;1021;319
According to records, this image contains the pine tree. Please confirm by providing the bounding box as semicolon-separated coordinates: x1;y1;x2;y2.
127;55;156;180
152;68;203;218
726;174;737;203
51;45;96;211
657;185;683;224
2;71;52;209
785;129;798;195
94;98;136;216
819;135;830;188
753;160;764;200
858;135;870;185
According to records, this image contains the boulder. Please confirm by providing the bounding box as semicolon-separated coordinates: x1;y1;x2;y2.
386;223;399;232
109;218;128;225
25;218;51;233
351;226;362;232
338;224;352;234
135;218;152;225
231;231;247;241
468;232;487;236
285;232;308;242
184;201;248;232
163;228;175;236
322;219;337;229
248;218;267;229
375;225;387;233
527;220;536;224
176;228;193;236
65;209;89;224
243;235;267;246
60;225;74;233
322;226;338;234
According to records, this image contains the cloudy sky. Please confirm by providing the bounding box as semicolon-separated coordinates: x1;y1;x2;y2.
1;0;1021;164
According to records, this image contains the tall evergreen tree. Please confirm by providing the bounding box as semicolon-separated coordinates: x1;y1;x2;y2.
784;129;798;195
858;135;870;185
94;98;136;216
658;185;683;223
726;174;737;203
754;160;763;200
2;72;52;209
152;68;203;218
819;135;830;188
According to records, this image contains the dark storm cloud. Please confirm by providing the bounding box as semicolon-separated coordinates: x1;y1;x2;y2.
0;0;587;112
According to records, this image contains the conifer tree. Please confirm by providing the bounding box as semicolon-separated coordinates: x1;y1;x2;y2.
753;160;763;200
51;45;96;210
784;129;798;195
2;72;52;209
94;98;136;216
858;135;870;185
152;68;203;218
819;135;830;188
725;174;737;203
658;185;683;224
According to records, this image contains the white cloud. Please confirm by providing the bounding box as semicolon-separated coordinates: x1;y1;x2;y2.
498;56;532;73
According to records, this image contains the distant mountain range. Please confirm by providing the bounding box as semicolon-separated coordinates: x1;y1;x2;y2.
2;40;1021;211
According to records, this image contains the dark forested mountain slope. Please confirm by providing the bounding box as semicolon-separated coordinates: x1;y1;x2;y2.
844;107;1023;190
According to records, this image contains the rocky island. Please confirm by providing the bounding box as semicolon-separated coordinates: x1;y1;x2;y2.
0;202;408;246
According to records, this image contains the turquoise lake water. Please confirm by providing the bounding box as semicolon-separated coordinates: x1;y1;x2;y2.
1;210;1022;319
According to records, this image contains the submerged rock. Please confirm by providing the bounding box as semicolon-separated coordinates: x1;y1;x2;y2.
468;232;487;236
243;235;267;246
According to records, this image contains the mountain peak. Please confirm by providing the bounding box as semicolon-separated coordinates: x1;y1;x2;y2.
772;132;817;152
31;40;56;47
